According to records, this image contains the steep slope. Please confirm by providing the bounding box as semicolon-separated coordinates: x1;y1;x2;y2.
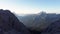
0;9;31;34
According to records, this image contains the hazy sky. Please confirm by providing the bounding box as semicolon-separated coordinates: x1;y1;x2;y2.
0;0;60;14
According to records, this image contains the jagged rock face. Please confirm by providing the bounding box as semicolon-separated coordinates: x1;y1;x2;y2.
0;9;31;34
41;19;60;34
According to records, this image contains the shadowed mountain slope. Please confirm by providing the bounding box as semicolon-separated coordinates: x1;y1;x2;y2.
41;18;60;34
0;9;31;34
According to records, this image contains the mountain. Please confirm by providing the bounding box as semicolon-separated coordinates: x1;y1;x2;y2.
16;12;60;32
0;9;31;34
41;14;60;34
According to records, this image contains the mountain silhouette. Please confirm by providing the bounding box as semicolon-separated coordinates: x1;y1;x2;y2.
0;9;31;34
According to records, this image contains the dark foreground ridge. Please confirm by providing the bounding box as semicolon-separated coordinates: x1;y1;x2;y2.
0;9;31;34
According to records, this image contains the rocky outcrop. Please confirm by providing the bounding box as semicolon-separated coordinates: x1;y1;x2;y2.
0;9;31;34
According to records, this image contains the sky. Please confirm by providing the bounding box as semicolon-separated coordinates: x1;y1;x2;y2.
0;0;60;14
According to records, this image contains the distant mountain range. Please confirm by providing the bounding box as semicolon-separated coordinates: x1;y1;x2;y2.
14;12;60;31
